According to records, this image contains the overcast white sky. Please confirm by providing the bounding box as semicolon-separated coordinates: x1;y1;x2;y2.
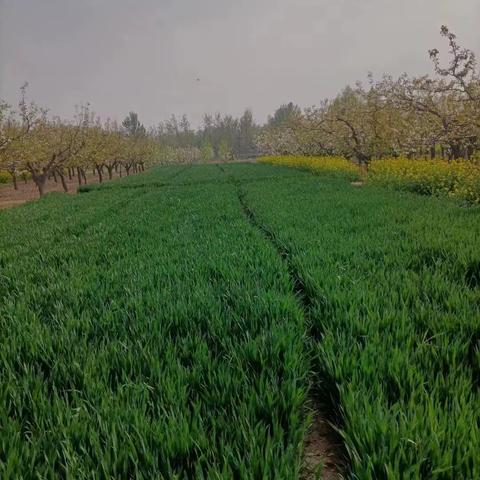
1;0;479;127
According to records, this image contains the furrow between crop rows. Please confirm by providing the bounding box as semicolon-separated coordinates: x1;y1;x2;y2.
236;183;346;479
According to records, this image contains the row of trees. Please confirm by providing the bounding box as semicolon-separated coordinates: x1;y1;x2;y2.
0;96;161;196
0;91;259;198
151;110;259;161
257;26;480;165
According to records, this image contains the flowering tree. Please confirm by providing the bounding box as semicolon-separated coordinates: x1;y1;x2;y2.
23;107;89;196
257;26;480;163
0;84;41;188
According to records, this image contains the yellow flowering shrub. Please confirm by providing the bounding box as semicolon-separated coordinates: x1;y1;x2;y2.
0;171;11;184
259;155;360;180
369;158;480;204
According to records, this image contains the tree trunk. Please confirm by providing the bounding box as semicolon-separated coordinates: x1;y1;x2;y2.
125;165;131;176
96;166;103;183
68;167;72;180
10;171;18;190
467;143;474;160
32;172;48;197
77;167;82;185
430;145;436;159
107;166;113;180
115;164;118;173
52;170;58;183
58;170;68;192
81;168;87;184
356;153;370;171
119;165;122;177
22;173;28;184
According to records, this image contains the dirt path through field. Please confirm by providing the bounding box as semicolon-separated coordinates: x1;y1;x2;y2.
301;407;344;479
0;172;125;209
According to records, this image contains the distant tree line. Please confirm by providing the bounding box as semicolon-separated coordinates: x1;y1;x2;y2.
151;109;259;162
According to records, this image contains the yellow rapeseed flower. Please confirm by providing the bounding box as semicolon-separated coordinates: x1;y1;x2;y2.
369;157;480;204
259;156;360;179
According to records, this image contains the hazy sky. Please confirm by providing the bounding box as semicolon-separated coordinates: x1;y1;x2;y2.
1;0;479;127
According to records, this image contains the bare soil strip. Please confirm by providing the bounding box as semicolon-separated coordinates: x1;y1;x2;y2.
301;405;344;479
0;173;120;209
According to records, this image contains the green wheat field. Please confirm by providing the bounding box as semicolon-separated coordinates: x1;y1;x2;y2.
1;163;479;479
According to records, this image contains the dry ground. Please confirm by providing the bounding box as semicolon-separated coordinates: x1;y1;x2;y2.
0;172;123;209
302;410;344;479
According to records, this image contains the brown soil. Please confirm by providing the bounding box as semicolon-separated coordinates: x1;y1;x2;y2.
302;408;345;480
0;161;257;210
0;172;123;210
